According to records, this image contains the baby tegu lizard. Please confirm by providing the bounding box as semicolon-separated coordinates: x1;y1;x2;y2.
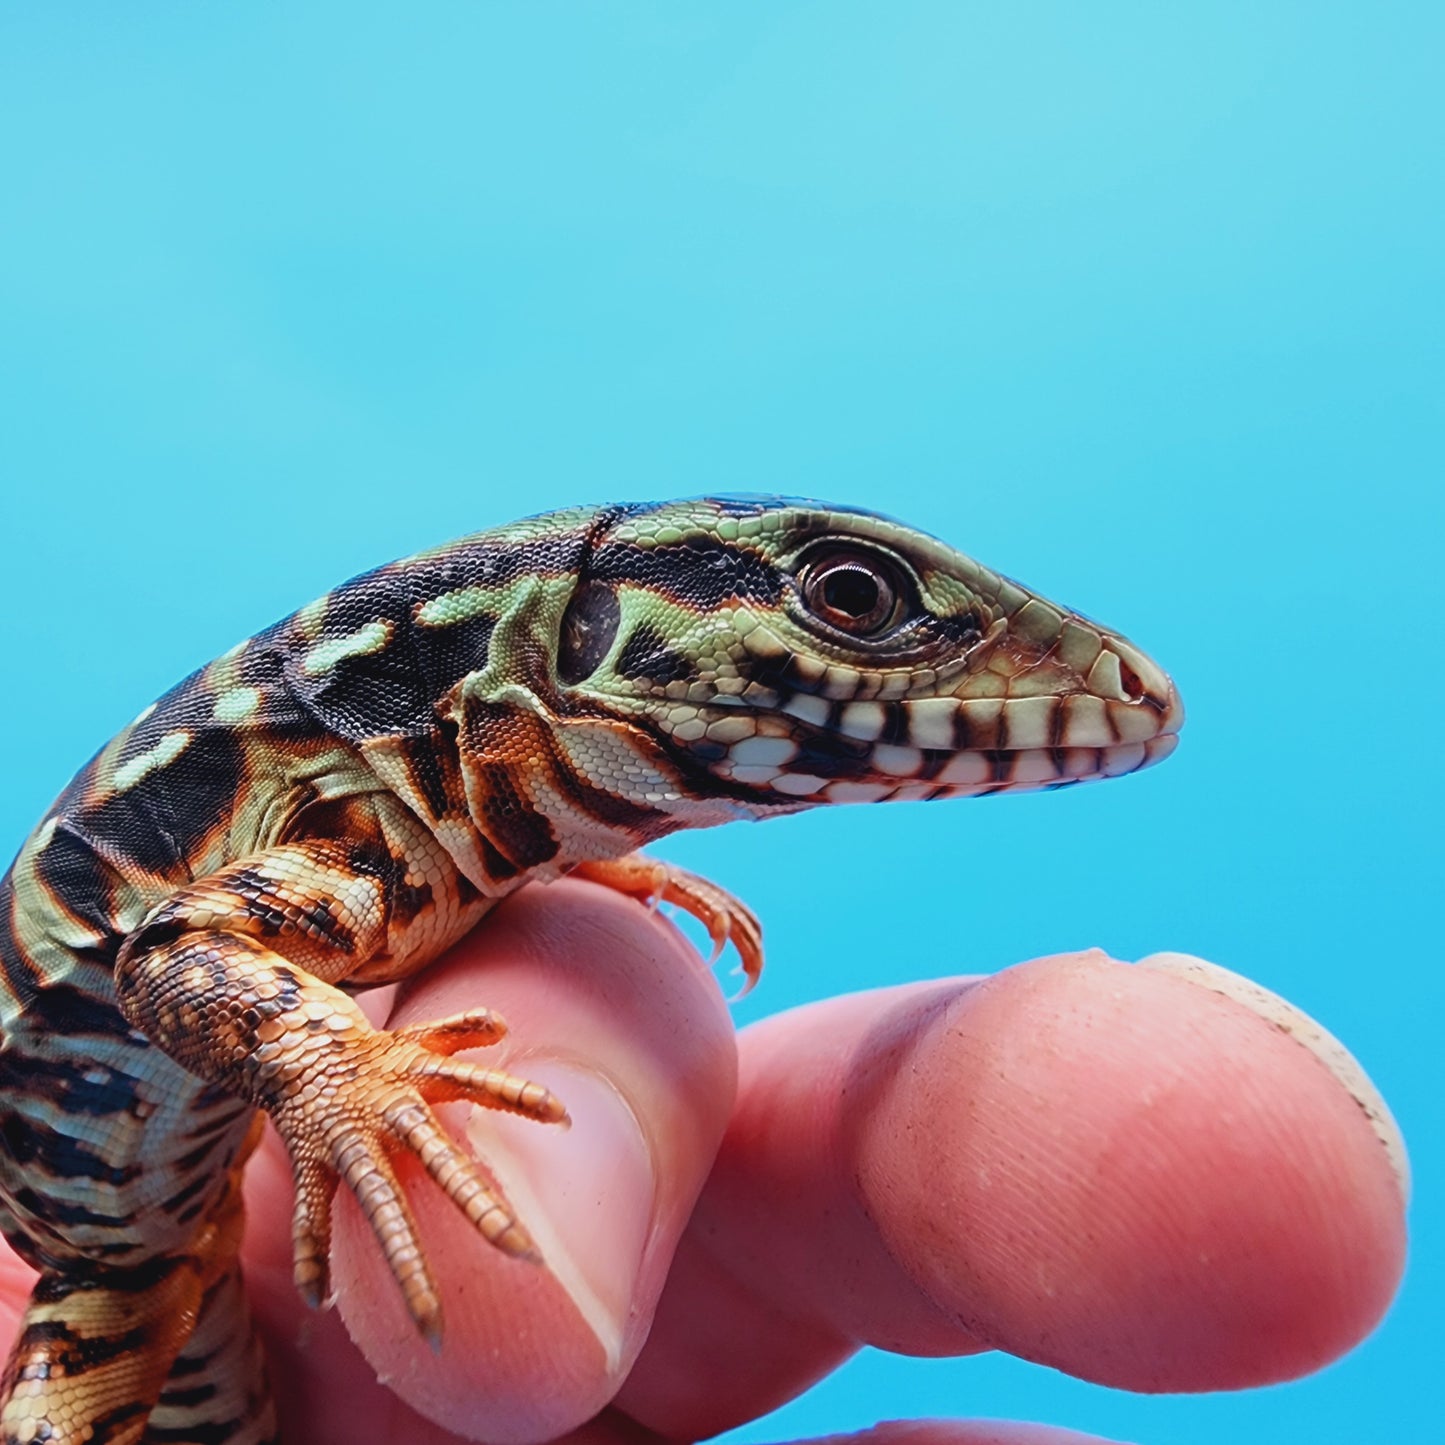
0;498;1182;1442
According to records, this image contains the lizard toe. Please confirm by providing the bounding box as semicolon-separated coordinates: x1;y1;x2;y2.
271;1017;564;1343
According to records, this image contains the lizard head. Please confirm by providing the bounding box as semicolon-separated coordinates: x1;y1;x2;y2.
555;497;1184;811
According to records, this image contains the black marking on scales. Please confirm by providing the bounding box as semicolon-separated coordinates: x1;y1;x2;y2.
26;828;123;943
614;624;694;686
0;1114;142;1188
0;1051;140;1119
90;725;246;877
283;527;596;742
589;536;785;610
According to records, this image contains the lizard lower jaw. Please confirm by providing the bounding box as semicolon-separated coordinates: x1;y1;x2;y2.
724;731;1179;801
927;731;1182;795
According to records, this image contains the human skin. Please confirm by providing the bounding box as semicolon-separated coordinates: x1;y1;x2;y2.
0;880;1408;1444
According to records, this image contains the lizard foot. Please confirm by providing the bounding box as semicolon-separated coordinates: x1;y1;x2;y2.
573;853;765;994
267;999;569;1346
117;909;569;1347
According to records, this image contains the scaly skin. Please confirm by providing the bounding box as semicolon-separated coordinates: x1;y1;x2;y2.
0;498;1183;1442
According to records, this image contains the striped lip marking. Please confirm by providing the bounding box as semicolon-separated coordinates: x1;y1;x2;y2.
816;732;1180;803
743;734;1178;805
902;698;956;749
728;736;800;768
871;744;923;778
701;670;1184;798
838;701;887;741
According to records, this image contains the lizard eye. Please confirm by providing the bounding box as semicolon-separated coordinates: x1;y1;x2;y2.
798;548;906;637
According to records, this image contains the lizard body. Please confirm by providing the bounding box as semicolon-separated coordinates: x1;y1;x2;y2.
0;498;1182;1442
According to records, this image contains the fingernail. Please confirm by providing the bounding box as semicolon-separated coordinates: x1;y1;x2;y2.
1137;952;1410;1200
464;1062;656;1373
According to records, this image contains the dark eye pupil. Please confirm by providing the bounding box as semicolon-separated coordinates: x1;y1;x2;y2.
822;568;879;617
798;547;904;637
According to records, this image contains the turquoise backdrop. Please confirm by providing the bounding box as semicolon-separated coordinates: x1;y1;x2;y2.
2;6;1438;1443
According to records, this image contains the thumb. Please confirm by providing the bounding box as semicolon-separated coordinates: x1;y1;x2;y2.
332;879;738;1443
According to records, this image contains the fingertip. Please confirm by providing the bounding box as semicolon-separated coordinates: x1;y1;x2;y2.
623;952;1406;1437
833;1423;1135;1445
856;952;1407;1390
1136;951;1410;1200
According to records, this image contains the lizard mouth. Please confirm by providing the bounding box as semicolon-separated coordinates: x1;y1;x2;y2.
690;620;1186;802
688;661;1186;805
824;730;1180;802
711;728;1180;803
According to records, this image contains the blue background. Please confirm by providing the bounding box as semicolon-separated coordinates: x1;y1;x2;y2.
1;6;1438;1442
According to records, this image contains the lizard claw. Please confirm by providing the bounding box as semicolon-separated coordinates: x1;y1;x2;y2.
572;853;766;994
266;1000;567;1344
393;1006;510;1055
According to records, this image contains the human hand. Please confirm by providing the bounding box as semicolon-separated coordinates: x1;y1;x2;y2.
0;879;1406;1444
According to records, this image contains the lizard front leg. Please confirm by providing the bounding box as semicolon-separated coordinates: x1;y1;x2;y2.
573;853;765;993
113;840;568;1345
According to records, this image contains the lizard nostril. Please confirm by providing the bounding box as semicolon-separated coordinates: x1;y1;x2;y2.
1118;657;1146;703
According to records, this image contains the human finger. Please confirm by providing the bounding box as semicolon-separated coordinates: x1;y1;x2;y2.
618;952;1407;1439
249;878;737;1444
785;1424;1135;1445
